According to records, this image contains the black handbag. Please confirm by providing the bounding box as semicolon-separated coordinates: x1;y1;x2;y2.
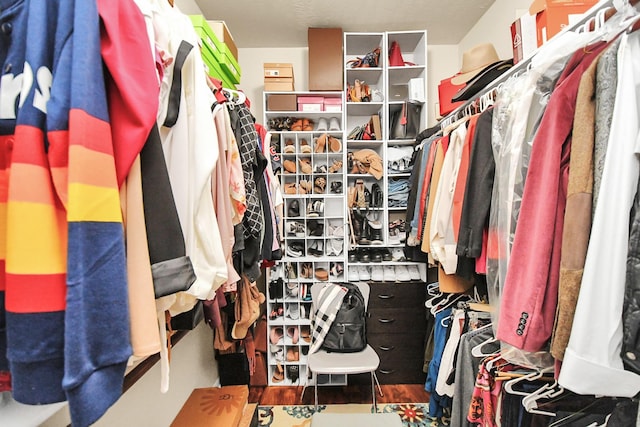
321;283;367;353
389;100;423;140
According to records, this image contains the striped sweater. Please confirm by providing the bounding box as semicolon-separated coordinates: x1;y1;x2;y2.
0;0;134;425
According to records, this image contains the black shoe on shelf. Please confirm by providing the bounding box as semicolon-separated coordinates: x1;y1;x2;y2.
287;199;300;217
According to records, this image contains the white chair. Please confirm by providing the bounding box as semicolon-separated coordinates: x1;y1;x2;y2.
303;282;382;411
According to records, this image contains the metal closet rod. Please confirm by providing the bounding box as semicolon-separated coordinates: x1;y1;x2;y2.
439;0;620;128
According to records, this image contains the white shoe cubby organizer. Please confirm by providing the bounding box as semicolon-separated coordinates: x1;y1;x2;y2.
264;91;347;386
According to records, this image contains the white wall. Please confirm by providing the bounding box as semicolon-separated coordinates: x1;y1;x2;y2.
459;0;531;61
238;47;309;123
174;0;203;14
40;322;219;427
426;44;459;127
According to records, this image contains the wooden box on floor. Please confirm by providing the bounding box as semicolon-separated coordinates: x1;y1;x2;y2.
170;385;249;427
239;403;259;427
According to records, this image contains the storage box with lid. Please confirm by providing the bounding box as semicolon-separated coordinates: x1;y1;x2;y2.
308;27;343;91
267;94;297;111
206;20;238;61
264;62;294;79
297;96;325;112
170;385;249;427
323;97;342;112
510;0;597;63
264;77;295;92
200;39;236;89
190;15;242;84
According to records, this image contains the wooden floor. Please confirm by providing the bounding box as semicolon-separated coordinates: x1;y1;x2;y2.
249;384;430;405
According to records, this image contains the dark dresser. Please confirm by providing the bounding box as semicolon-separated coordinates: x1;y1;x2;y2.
363;281;428;384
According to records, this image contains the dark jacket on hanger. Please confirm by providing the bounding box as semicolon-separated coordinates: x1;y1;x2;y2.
456;108;494;263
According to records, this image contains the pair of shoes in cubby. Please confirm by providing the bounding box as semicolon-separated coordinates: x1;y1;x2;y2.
291;118;314;131
316;117;341;132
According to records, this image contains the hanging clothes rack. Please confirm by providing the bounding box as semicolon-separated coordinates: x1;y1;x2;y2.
439;0;629;129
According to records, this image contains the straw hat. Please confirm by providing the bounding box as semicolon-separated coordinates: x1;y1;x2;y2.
452;58;513;102
450;43;501;85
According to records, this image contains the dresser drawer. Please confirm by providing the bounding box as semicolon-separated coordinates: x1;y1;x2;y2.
368;282;426;309
376;365;426;384
348;366;426;385
368;333;425;360
367;308;427;334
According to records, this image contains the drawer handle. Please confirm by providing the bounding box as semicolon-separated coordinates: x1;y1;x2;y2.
378;318;395;324
379;369;396;375
377;294;394;300
379;345;395;351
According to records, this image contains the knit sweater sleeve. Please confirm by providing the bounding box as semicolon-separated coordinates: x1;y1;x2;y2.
62;1;131;425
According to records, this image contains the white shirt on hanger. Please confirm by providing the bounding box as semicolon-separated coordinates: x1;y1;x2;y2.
559;30;640;398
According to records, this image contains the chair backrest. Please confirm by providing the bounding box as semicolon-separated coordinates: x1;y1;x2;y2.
310;282;370;310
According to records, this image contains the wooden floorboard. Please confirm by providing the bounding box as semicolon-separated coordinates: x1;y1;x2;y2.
250;384;430;405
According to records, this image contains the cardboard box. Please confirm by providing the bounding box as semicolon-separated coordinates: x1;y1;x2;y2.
207;20;238;61
238;403;259;427
264;77;295;92
511;0;597;63
297;96;325;112
267;94;297;111
171;385;249;427
308;28;343;91
323;97;342;112
264;63;294;79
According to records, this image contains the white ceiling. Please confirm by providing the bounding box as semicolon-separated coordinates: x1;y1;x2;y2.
195;0;497;48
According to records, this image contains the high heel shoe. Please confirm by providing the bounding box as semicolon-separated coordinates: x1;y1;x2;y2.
272;362;285;383
329;160;343;173
314;134;327;153
287;326;299;344
298;158;312;174
328;135;342;153
314;176;326;194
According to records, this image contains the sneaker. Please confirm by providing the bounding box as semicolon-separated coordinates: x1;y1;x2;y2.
371;265;384;281
329;117;341;131
391;248;406;261
358;266;371;281
317;117;328;131
348;267;359;282
383;265;396;282
408;265;421;281
395;265;411;282
287;242;304;257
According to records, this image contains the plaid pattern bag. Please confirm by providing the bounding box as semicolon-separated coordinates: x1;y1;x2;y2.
309;283;347;354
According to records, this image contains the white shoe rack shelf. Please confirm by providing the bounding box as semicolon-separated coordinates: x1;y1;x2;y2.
263;30;429;386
